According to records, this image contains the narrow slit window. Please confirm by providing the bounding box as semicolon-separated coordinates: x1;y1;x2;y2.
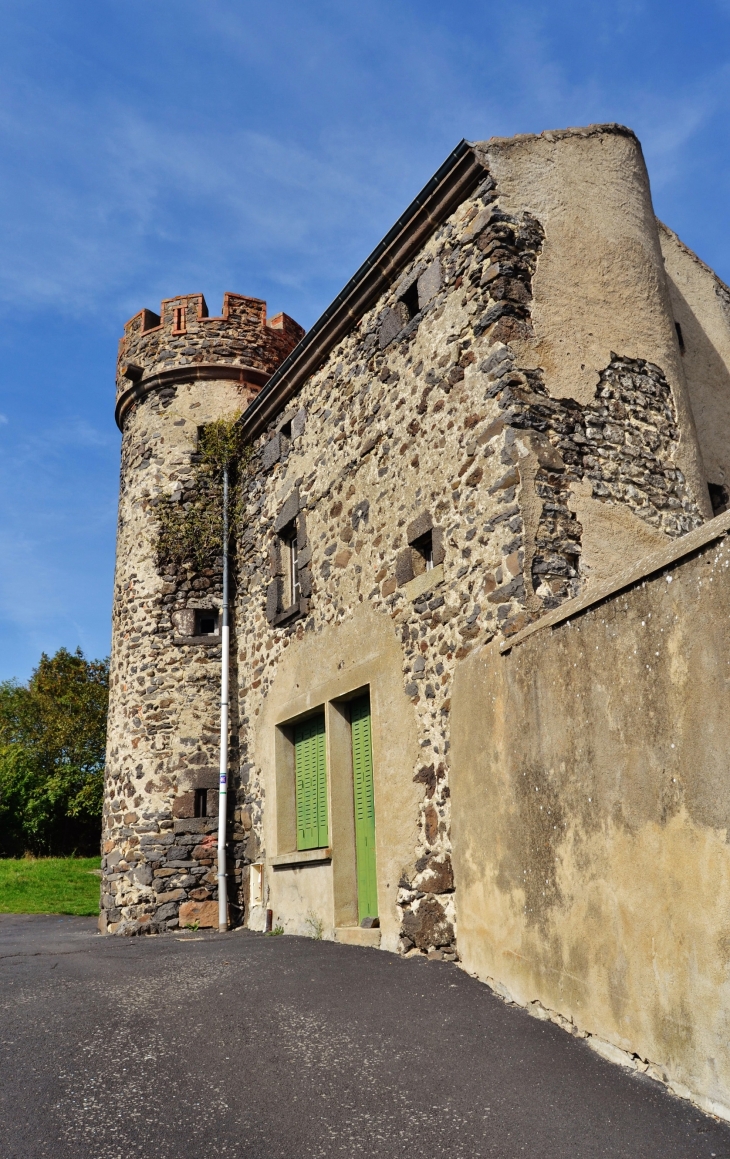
280;522;299;609
412;530;434;574
173;306;186;334
675;321;685;353
194;788;208;818
400;280;420;321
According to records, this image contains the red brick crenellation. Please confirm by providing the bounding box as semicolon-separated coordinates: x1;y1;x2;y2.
116;292;305;403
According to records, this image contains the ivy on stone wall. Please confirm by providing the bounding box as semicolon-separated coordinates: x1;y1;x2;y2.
156;415;252;573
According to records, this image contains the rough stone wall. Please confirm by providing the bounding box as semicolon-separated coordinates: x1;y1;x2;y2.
491;355;702;613
232;155;703;955
103;128;711;943
102;297;303;936
101;380;247;934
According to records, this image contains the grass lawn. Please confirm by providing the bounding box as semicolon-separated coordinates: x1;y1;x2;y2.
0;857;101;916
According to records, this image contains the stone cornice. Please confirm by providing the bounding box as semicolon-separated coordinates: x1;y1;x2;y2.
115;363;269;431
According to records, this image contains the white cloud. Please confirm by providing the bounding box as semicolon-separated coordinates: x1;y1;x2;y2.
0;1;726;328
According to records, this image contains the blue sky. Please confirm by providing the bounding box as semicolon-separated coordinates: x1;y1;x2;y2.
1;0;729;681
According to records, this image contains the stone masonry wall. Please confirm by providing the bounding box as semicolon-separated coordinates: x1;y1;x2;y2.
104;146;705;943
232;159;704;956
102;296;303;936
102;380;251;934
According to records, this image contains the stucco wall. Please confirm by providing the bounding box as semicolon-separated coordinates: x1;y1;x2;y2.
659;222;730;493
253;604;420;950
450;523;730;1111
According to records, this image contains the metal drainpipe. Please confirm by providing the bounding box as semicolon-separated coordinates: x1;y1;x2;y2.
217;464;230;933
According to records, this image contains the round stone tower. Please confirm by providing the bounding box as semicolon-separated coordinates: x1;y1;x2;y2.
101;292;304;935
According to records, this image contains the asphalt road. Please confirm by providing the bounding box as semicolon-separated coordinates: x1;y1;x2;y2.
1;915;730;1159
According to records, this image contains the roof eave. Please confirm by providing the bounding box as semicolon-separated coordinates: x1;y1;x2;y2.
238;139;488;443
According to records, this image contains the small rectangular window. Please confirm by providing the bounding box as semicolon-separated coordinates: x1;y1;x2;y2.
195;610;219;636
173;305;186;334
194;788;208;818
294;714;328;850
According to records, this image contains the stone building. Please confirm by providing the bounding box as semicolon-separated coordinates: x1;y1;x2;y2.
103;124;730;1115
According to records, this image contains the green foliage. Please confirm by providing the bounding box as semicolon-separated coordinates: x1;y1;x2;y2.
0;856;101;915
156;476;226;574
197;415;248;473
0;648;109;857
156;414;252;573
305;909;324;940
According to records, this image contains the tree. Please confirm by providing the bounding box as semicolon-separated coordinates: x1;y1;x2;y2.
0;648;109;857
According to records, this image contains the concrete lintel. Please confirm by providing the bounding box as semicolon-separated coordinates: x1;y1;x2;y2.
269;848;333;868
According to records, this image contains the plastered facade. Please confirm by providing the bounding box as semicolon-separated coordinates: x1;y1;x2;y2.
659;222;730;502
451;515;730;1118
104;124;730;1109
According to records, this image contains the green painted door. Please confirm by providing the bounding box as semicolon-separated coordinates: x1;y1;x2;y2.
294;714;328;850
351;695;378;921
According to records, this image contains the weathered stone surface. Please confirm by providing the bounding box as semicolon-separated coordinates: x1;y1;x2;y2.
133;864;153;887
418;856;454;893
406;511;432;544
273;488;299;533
378;307;403;349
417;259;442;309
262;433;281;470
154;902;179;922
401;897;454;950
179;900;218;928
395;547;414;587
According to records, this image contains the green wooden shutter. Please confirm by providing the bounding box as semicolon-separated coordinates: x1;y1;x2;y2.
294;714;328;850
351;695;378;921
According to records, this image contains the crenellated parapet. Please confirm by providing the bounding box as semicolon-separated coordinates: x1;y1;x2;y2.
115;292;304;430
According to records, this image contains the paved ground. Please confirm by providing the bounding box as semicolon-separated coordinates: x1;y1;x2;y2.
2;916;730;1159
